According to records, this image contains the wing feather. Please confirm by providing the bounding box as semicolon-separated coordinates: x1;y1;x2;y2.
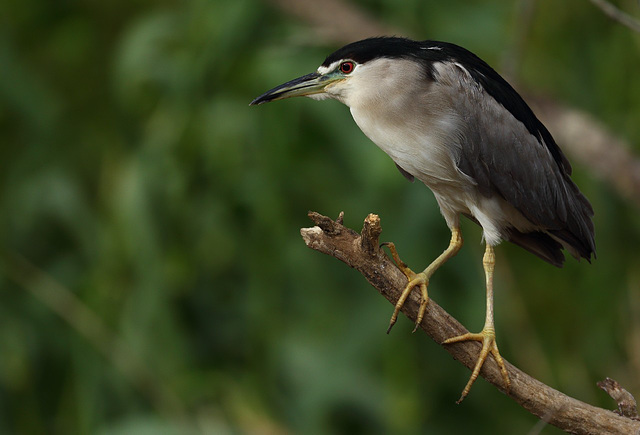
436;60;595;262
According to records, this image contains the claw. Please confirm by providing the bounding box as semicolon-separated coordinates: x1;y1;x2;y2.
443;327;511;402
382;242;430;333
386;273;429;334
381;229;462;334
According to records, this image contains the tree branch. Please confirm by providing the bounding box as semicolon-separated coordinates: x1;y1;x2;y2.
301;211;640;435
588;0;640;33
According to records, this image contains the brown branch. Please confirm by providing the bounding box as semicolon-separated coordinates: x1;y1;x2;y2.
301;211;640;435
264;0;640;209
267;0;399;43
589;0;640;33
530;97;640;208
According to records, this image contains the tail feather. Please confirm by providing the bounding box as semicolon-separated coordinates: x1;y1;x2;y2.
509;177;596;267
506;229;565;268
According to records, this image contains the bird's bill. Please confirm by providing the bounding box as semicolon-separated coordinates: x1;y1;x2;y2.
250;72;337;105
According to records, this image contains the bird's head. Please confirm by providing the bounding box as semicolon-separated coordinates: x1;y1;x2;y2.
250;37;429;108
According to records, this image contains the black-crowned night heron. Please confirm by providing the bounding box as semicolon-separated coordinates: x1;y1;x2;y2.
251;37;595;401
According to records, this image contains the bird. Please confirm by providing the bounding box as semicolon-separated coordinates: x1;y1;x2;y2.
250;36;595;402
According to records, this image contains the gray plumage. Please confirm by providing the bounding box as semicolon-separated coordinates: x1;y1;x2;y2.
439;59;595;266
251;37;596;267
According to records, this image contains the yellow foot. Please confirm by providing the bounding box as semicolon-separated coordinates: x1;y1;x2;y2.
381;242;429;334
443;327;511;403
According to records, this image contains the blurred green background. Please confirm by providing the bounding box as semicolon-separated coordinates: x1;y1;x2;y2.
1;0;639;433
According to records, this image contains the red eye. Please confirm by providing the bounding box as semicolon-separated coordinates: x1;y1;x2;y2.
339;61;354;74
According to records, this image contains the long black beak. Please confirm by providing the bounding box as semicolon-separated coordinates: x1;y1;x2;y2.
250;72;330;105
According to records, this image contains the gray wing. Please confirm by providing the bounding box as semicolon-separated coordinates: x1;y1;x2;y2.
449;68;595;262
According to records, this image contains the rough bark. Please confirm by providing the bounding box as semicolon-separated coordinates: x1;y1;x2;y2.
301;211;640;435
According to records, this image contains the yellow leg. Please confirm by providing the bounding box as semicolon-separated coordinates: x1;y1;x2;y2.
383;226;462;333
443;244;511;403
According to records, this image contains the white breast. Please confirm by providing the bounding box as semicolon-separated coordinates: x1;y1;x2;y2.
350;104;465;187
325;57;532;245
333;58;471;190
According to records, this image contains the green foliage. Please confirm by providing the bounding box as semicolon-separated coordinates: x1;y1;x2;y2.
1;0;639;433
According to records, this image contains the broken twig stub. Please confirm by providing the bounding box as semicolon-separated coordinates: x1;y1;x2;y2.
598;377;639;420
